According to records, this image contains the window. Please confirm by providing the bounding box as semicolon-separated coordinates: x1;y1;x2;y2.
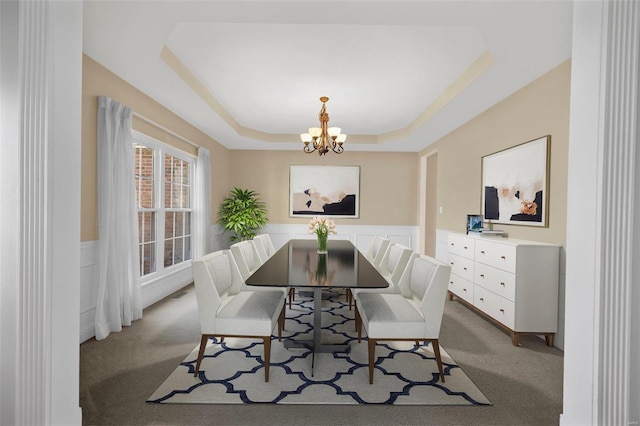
134;133;194;279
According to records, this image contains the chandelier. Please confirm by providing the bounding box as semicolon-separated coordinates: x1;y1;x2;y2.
300;97;347;155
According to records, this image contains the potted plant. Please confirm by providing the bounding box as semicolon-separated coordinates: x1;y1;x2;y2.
217;187;268;243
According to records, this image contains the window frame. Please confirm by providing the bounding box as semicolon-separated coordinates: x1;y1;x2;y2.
133;131;196;284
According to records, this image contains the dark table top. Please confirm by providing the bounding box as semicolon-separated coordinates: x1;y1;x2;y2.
245;239;389;290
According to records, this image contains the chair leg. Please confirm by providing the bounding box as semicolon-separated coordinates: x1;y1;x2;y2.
429;339;445;383
278;305;285;341
194;334;210;377
263;336;271;382
368;338;376;384
355;307;362;341
288;288;295;309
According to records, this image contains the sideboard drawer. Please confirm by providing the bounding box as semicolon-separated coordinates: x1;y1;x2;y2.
448;253;474;282
474;285;515;329
474;262;516;302
448;234;475;260
474;239;517;273
448;274;474;305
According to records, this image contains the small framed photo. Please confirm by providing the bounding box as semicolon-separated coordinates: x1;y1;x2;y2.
467;214;483;234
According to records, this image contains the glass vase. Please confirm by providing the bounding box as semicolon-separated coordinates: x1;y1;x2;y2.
316;234;328;254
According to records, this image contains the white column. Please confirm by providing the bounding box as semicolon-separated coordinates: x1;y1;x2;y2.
49;1;83;424
0;2;21;425
597;3;639;424
0;1;82;425
562;1;640;425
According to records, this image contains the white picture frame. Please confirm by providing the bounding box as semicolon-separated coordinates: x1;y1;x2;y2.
289;165;360;218
481;136;550;227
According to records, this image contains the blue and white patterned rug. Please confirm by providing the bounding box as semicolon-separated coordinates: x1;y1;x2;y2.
147;291;490;405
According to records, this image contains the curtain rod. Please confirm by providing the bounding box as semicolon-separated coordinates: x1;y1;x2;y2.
132;111;200;149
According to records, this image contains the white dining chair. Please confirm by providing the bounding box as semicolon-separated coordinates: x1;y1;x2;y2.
191;250;285;382
253;234;276;263
230;240;263;281
349;242;414;310
344;236;391;307
252;234;298;308
355;254;452;384
365;236;391;271
231;239;291;311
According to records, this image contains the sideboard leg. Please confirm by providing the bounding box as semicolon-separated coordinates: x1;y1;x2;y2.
511;331;519;346
545;334;555;347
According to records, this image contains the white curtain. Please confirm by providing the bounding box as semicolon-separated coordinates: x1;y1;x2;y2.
95;96;142;340
193;146;211;259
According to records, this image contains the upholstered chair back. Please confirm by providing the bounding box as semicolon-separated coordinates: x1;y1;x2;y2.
365;236;390;269
397;254;451;337
192;250;244;333
253;234;276;263
378;243;413;285
230;240;262;281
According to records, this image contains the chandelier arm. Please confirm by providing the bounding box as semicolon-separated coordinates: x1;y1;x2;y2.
304;145;316;154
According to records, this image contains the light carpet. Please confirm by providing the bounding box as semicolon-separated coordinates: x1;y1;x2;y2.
147;291;491;405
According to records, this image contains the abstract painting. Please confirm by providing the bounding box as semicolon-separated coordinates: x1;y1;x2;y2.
290;166;360;218
481;136;550;227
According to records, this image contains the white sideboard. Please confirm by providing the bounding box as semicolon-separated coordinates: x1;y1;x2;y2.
447;232;560;346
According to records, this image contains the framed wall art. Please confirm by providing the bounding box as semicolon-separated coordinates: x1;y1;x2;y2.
481;135;550;227
289;165;360;218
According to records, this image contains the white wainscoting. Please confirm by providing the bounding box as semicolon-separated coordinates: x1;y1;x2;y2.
80;223;418;343
80;241;99;343
258;223;418;254
80;241;194;343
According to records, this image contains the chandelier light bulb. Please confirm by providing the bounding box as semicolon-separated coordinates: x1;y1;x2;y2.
328;127;341;138
300;133;312;143
309;127;322;139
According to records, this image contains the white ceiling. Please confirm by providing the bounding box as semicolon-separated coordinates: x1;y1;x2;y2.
83;0;573;153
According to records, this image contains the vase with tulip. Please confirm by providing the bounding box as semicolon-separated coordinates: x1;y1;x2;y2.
308;216;337;254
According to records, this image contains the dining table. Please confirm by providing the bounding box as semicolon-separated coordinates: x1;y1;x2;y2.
245;238;388;373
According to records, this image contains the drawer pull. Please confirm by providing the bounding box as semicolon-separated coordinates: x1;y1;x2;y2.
480;274;484;278
449;281;453;284
463;246;468;249
501;256;506;260
499;309;505;313
480;250;485;254
500;282;505;286
463;289;467;292
463;267;467;271
450;262;454;266
479;297;484;301
450;242;454;246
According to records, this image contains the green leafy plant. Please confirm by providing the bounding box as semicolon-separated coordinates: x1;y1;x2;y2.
217;187;268;243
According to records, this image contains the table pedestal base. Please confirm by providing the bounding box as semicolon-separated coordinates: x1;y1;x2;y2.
284;287;351;376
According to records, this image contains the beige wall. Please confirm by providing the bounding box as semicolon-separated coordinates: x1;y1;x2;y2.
228;150;419;227
421;60;571;246
82;55;570;246
81;55;230;241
